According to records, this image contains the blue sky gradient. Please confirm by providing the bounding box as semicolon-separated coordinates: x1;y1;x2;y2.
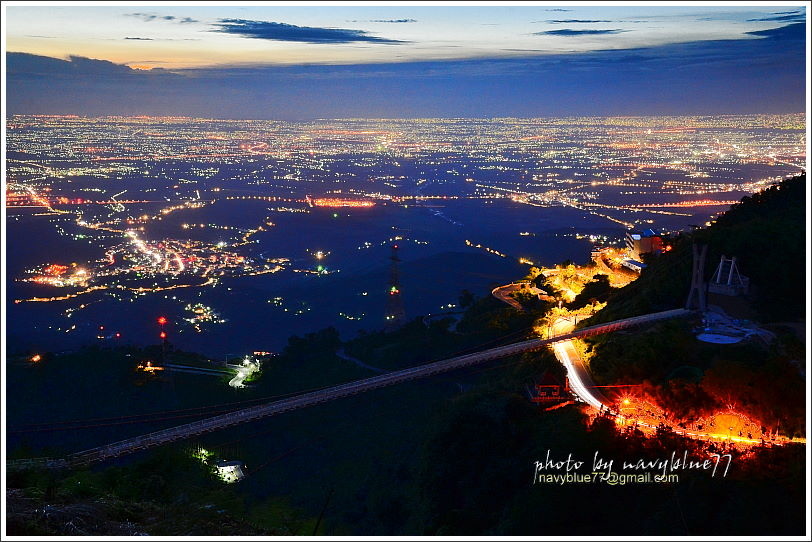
4;5;807;118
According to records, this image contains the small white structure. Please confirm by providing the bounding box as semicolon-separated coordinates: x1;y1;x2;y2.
621;259;646;273
216;460;245;483
708;255;749;296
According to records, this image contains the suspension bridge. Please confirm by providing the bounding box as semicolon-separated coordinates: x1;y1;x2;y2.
7;308;693;471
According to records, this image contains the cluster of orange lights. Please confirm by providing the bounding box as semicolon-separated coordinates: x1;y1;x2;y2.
137;361;164;373
6;192;46;206
610;395;776;447
311;198;375;208
631;200;739;208
43;264;69;276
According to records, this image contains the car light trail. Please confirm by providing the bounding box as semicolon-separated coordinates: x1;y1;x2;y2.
552;342;605;410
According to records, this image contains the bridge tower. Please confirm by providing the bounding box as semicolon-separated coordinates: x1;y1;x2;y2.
384;244;406;331
685;243;708;312
708;255;749;296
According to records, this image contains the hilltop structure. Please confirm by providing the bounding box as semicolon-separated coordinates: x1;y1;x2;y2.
625;228;664;260
708;256;750;297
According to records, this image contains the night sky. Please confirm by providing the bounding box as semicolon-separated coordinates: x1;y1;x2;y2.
4;5;807;118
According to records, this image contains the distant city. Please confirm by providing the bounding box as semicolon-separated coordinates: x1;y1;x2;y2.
4;1;809;535
6;113;805;356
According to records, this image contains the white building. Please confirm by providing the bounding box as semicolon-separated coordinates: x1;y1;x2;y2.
216;460;245;483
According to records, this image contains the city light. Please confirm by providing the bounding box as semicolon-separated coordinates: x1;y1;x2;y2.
137;360;164;373
2;8;807;534
310;198;375;208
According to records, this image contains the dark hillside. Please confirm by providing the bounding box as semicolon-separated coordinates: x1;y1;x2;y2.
585;173;806;324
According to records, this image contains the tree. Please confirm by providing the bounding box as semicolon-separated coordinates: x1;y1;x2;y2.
458;289;475;309
568;274;612;309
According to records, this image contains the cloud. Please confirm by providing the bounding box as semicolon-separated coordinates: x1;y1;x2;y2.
6;53;140;77
544;8;572;12
122;36;200;42
127;12;158;22
346;18;417;23
6;21;805;119
212;19;405;43
547;19;612;23
746;22;805;39
126;13;198;24
535;29;627;36
746;14;805;22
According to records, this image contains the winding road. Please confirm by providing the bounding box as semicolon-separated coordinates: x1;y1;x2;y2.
491;282;554;310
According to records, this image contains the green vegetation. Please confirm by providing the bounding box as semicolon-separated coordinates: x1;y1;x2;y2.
7;286;553;535
585;173;806;324
257;327;370;390
6;448;317;535
344;318;463;371
344;293;548;371
531;271;562;298
585;319;805;436
568;273;614;310
413;392;805;535
583;174;806;437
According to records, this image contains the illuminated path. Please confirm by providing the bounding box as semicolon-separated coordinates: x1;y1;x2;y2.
8;309;691;470
546;319;782;446
491;282;554;311
490;283;525;310
228;362;259;389
545;316;609;410
552;340;608;410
